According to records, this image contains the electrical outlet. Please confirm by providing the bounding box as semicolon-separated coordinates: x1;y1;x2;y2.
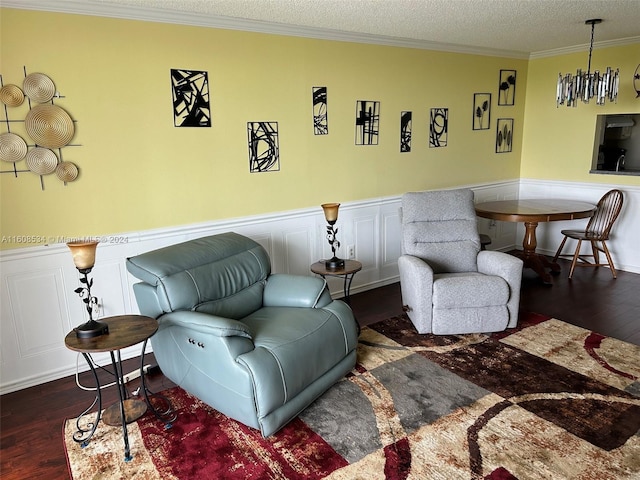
347;245;355;259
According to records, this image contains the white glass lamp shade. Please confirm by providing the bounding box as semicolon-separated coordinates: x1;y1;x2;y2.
67;241;98;270
321;203;340;224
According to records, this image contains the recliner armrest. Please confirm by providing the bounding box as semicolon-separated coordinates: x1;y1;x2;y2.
477;250;523;328
158;310;253;339
398;254;435;292
477;250;523;279
262;274;330;308
397;254;435;334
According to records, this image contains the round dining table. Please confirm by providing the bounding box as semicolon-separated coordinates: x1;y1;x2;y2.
475;199;596;284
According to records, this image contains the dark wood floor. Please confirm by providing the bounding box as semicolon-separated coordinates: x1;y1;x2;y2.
2;258;639;479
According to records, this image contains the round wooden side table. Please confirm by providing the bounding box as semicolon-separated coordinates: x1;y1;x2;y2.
65;314;175;462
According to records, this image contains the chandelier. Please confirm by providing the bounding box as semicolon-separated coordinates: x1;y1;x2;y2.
556;19;619;107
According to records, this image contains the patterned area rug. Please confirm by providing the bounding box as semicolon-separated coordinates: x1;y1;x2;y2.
64;312;640;479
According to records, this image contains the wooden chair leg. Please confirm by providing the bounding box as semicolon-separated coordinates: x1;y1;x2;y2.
553;236;568;263
600;240;617;279
569;239;582;279
591;240;600;265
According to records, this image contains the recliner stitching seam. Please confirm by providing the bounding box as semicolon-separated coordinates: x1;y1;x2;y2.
184;270;201;304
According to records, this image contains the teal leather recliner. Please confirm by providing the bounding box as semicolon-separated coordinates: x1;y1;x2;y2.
126;232;358;437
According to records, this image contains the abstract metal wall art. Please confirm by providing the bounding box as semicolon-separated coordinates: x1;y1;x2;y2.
355;100;380;145
473;93;491;130
0;68;81;191
400;111;412;152
498;70;516;106
496;118;514;153
247;122;280;173
171;69;211;127
429;108;448;148
312;86;328;135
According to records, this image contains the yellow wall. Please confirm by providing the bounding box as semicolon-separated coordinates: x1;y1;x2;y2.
521;43;640;180
1;9;528;249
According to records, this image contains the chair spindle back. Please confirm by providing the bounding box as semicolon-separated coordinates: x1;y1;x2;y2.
585;189;623;239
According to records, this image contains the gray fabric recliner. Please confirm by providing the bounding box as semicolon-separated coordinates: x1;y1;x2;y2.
126;232;358;437
398;189;523;335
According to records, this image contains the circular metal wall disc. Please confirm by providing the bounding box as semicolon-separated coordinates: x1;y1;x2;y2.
0;84;25;107
0;132;28;162
56;161;79;182
25;104;75;148
26;147;58;175
23;72;56;103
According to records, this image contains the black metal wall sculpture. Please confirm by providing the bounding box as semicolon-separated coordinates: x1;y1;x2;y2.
634;64;640;98
247;121;280;173
400;111;412;152
355;100;380;145
429;108;448;148
498;70;516;106
312;86;328;135
496;118;514;153
171;69;211;127
473;93;491;130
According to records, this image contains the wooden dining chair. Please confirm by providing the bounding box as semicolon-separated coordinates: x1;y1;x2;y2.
552;189;624;279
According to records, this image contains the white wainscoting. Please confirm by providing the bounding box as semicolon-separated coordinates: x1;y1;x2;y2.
3;178;638;394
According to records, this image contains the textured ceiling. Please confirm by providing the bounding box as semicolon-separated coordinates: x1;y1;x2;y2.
6;0;640;56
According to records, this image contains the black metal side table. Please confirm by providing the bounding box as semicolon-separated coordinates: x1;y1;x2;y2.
64;314;175;462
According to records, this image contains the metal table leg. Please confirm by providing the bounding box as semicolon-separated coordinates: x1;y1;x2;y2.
342;272;356;304
111;350;132;462
139;339;176;428
71;353;102;448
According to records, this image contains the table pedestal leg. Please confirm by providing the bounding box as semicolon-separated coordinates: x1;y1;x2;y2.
517;221;560;285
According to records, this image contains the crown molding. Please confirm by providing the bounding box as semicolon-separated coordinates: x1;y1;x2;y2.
2;0;529;59
530;36;640;59
6;1;636;60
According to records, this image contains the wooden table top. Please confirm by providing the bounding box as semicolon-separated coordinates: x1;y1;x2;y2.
65;315;158;353
475;199;595;223
311;259;362;276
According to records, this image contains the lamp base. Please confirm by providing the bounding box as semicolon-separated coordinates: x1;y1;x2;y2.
75;319;109;339
325;257;345;270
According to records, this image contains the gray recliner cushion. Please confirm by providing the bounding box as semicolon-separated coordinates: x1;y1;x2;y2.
402;189;481;273
432;273;509;308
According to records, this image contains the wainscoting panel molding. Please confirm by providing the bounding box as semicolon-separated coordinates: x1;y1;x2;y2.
8;268;68;358
9;179;639;393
